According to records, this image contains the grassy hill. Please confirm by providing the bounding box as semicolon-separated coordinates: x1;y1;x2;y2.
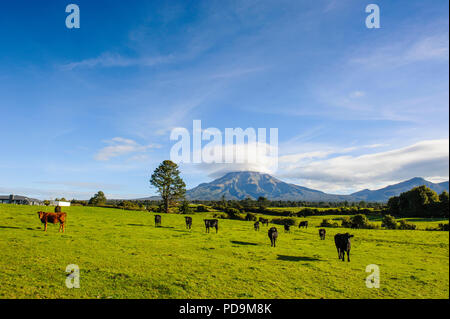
0;204;448;299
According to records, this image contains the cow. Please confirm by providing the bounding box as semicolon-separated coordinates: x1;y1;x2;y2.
299;221;308;228
204;219;219;233
37;211;66;232
254;221;260;231
319;228;326;240
334;233;354;262
259;217;269;226
54;205;62;213
284;224;290;232
155;215;162;227
268;227;278;247
185;216;192;229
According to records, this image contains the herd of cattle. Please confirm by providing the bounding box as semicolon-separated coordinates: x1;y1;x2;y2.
36;208;354;262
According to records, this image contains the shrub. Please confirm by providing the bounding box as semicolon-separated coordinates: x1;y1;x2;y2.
381;214;398;229
147;205;159;212
320;219;339;228
349;214;378;229
212;212;228;219
427;223;449;231
341;217;353;228
179;201;192;214
245;212;257;221
398;219;417;230
271;218;296;226
224;208;245;220
196;205;209;212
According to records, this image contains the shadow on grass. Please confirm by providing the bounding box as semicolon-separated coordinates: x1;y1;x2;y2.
127;223;175;229
277;255;321;262
231;240;258;246
0;225;21;229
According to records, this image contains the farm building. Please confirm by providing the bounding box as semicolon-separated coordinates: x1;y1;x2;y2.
0;194;43;206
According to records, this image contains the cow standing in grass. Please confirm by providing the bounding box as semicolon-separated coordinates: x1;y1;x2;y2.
254;221;260;231
37;211;66;232
319;228;326;240
299;221;308;228
204;219;218;233
155;215;162;227
284;224;290;232
185;216;192;229
334;233;354;262
268;227;278;247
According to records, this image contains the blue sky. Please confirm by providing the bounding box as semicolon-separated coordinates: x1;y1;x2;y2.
0;0;448;199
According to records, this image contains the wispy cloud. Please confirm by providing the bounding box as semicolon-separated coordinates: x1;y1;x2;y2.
61;52;174;70
94;137;160;161
351;34;449;68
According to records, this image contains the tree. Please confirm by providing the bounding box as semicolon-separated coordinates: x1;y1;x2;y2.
150;160;186;214
89;191;106;206
438;191;449;217
179;200;192;214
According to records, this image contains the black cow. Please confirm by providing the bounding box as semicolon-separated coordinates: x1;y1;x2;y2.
204;219;219;233
284;224;290;232
254;221;260;231
299;221;308;228
185;216;192;229
268;227;278;247
319;228;326;240
334;233;354;262
154;215;161;227
259;217;269;226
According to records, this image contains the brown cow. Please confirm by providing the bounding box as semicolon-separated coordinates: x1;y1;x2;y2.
37;211;66;232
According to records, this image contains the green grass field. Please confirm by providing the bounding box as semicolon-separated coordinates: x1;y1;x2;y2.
0;204;448;299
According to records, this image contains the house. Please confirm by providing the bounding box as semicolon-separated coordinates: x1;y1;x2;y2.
0;194;43;206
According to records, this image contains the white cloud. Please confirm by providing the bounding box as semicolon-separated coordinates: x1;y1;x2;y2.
94;137;160;161
191;142;279;178
277;139;449;192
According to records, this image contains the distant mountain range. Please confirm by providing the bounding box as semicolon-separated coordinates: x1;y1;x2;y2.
139;171;449;202
350;177;449;202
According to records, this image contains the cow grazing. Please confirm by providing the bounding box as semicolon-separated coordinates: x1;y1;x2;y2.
204;219;219;233
334;233;354;262
54;205;62;213
284;224;290;232
254;221;260;231
319;228;326;240
268;227;278;247
299;221;308;228
185;216;192;229
259;217;269;226
37;211;66;232
155;215;162;227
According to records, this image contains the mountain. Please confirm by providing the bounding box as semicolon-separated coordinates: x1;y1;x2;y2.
350;177;449;202
138;172;449;202
185;171;350;201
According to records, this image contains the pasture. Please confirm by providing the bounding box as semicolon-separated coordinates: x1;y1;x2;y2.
0;204;448;299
